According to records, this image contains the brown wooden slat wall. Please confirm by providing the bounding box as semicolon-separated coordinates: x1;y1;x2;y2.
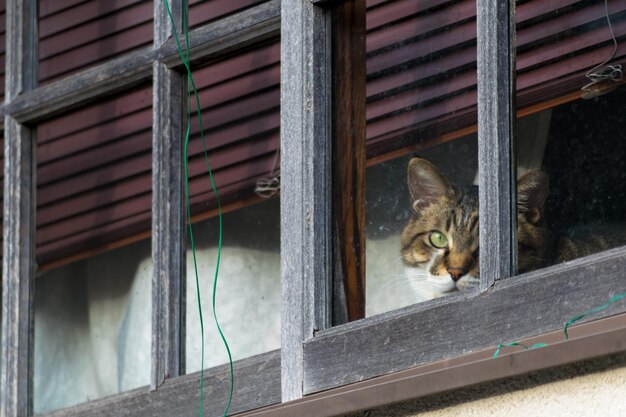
29;0;626;265
365;0;626;157
188;0;266;28
186;41;280;215
35;85;153;265
38;0;153;83
37;0;270;84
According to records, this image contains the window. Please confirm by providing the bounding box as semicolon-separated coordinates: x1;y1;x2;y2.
1;0;282;416
281;0;626;403
2;0;626;416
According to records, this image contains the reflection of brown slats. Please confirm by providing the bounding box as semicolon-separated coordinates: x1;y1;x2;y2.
367;0;474;52
190;42;280;88
187;112;279;155
516;0;582;23
190;64;279;112
38;133;152;186
366;0;626;151
187;132;278;179
368;20;476;74
518;4;626;47
189;0;264;28
38;109;152;164
367;89;476;141
37;209;151;264
37;184;151;245
39;1;153;59
367;46;475;96
187;147;278;208
368;70;475;120
190;89;279;133
38;171;150;226
40;0;91;18
518;14;626;73
0;3;5;100
40;22;152;82
37;87;151;143
35;85;153;264
38;149;151;206
367;0;453;31
39;0;144;38
38;0;153;83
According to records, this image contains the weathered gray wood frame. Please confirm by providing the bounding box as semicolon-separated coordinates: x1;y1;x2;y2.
477;0;517;289
280;0;333;402
151;1;185;390
2;0;626;415
1;1;284;416
1;1;38;417
289;0;626;401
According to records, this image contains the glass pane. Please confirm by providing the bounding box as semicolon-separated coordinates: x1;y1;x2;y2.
34;239;152;413
184;43;280;371
364;0;478;316
366;136;478;316
38;0;153;83
515;1;626;271
516;89;626;271
185;197;281;372
33;86;153;413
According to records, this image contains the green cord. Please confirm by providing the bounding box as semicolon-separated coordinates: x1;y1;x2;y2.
493;291;626;358
162;1;234;415
563;292;626;339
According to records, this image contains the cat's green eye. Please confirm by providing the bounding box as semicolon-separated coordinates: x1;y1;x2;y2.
429;231;448;249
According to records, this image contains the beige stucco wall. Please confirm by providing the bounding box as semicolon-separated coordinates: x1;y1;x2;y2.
346;353;626;417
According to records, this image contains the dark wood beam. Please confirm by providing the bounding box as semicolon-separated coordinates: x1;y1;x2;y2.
331;0;367;324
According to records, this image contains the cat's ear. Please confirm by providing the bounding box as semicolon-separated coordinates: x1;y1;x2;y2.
407;158;455;212
517;171;549;225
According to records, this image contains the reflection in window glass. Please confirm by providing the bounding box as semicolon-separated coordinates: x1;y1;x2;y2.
517;89;626;270
34;239;152;414
365;0;478;316
186;197;280;373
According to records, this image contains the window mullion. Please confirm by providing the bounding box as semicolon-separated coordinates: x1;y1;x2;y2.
477;0;517;290
1;1;38;415
280;0;332;402
151;1;185;390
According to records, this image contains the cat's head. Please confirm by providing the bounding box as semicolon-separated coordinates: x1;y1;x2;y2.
400;157;549;300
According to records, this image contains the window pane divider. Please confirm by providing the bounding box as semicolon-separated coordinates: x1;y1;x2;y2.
1;1;38;415
477;0;517;290
35;350;281;417
5;1;280;126
151;0;185;390
280;0;333;402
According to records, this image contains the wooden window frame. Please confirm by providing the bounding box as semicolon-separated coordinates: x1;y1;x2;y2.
1;1;282;416
281;0;626;404
2;0;626;416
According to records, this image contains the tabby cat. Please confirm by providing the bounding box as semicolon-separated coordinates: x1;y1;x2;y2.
400;157;549;300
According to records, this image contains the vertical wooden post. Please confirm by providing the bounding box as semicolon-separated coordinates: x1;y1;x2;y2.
477;0;517;290
151;0;185;389
331;0;366;324
280;0;332;402
1;1;38;415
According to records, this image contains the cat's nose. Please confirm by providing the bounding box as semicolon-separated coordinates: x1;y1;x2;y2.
448;267;468;282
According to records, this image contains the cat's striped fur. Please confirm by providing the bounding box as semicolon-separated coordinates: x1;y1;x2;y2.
401;157;549;301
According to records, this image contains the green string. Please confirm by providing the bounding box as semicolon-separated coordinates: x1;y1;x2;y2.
492;342;548;359
162;1;234;416
563;292;626;339
493;291;626;358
